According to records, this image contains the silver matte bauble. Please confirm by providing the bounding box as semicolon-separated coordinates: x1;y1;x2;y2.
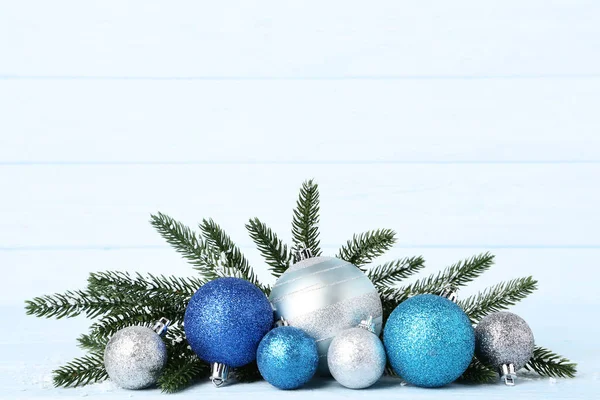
269;251;383;374
475;312;535;385
104;320;169;390
328;317;386;389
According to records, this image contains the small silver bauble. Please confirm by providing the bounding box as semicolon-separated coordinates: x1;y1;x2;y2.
328;316;386;389
104;318;169;389
269;249;383;374
475;312;535;386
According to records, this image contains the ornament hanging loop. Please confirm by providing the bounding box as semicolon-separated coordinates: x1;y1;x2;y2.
358;316;376;333
500;363;516;386
152;317;171;336
275;317;289;328
295;248;313;261
440;286;458;303
210;362;229;388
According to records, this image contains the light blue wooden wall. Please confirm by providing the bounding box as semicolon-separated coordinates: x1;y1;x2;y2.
1;0;599;316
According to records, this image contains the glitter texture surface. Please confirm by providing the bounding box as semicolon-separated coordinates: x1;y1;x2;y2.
327;327;386;389
383;294;475;388
103;326;167;390
475;311;535;371
184;277;273;367
269;256;382;374
257;326;319;390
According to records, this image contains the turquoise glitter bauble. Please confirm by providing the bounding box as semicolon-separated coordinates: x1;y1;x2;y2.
269;256;382;374
257;326;319;390
184;278;273;368
383;294;474;388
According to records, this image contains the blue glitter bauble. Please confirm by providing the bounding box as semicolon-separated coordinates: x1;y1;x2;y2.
184;277;273;367
257;326;319;390
383;294;474;388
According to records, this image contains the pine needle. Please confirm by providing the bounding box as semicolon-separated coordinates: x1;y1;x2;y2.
336;229;397;270
525;346;577;378
200;218;268;292
150;212;221;280
459;277;538;324
367;256;425;287
458;357;497;384
246;217;291;278
291;179;322;259
52;351;108;388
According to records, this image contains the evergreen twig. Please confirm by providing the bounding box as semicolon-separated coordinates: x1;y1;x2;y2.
367;256;425;287
158;357;209;393
25;290;129;320
77;333;108;352
459;277;538;324
337;229;397;270
52;351;108;388
246;218;291;278
233;361;263;383
150;212;220;280
291;179;322;259
458;357;497;384
525;346;577;378
200;218;267;292
380;253;495;320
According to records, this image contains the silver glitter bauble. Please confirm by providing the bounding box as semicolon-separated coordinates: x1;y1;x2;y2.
475;312;535;385
328;317;386;389
269;251;382;374
104;321;169;390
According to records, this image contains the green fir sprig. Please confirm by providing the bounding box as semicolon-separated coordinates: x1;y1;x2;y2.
291;179;322;259
25;179;576;393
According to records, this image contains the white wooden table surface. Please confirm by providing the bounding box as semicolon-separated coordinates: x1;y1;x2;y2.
1;1;599;399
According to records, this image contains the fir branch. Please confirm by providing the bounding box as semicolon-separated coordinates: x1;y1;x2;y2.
52;351;108;388
459;277;538;324
337;229;397;270
200;218;266;291
379;253;495;320
233;361;263;383
367;256;425;287
158;357;209;393
89;304;185;341
88;271;202;304
399;252;495;302
525;346;577;378
25;290;129;320
459;357;497;384
77;333;108;352
291;179;322;259
246;217;291;278
150;212;220;280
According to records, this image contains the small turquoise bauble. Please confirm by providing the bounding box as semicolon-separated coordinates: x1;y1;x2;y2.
269;251;382;374
184;277;273;385
257;326;319;390
383;294;475;388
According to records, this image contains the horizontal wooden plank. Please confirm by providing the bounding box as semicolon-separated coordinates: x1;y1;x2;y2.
1;1;599;77
1;79;599;162
0;164;598;249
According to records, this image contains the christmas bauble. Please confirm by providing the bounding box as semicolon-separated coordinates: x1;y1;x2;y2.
104;320;169;390
383;294;474;388
184;277;273;385
269;253;382;374
475;311;534;385
257;326;319;390
327;317;386;389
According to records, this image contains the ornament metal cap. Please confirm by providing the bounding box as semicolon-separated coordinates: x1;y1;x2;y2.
358;316;376;334
440;286;458;303
152;317;170;337
210;362;229;388
500;363;516;386
274;316;289;328
295;248;313;261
